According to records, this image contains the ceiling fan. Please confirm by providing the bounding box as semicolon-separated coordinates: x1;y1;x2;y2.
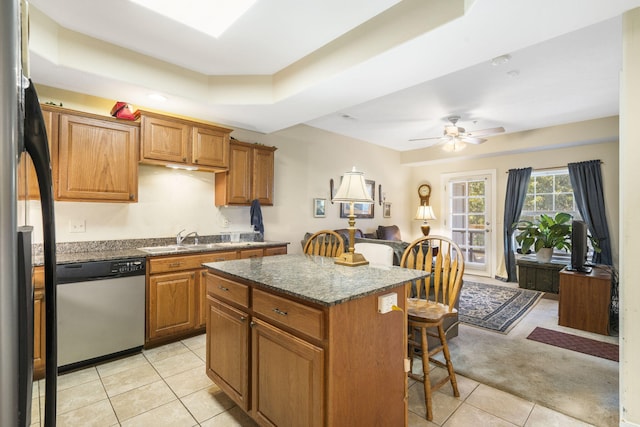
410;116;505;151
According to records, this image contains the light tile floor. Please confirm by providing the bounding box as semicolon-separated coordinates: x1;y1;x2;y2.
30;279;598;427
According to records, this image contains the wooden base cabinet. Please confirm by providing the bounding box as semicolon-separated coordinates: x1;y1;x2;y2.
147;245;287;347
558;266;612;335
206;270;406;427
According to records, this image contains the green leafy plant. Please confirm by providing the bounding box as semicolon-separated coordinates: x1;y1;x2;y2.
514;212;573;254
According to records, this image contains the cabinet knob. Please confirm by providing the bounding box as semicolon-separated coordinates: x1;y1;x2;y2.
240;316;246;322
194;158;198;163
250;321;256;328
182;157;187;162
129;194;135;200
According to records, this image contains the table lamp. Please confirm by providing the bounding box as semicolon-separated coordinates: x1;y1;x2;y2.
415;204;436;236
332;167;374;266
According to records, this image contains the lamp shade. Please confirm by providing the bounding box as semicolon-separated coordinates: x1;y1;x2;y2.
332;167;374;203
415;205;436;221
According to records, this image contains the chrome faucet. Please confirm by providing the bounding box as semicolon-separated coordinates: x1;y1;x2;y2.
176;229;199;245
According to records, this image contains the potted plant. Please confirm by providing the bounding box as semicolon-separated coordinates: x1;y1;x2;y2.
514;212;572;263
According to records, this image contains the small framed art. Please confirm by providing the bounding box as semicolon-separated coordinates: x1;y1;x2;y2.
383;202;391;218
313;198;326;217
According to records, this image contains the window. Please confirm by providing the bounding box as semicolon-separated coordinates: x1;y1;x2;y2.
518;168;584;256
519;169;581;223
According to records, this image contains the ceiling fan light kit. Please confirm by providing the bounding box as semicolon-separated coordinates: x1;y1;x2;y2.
410;115;505;151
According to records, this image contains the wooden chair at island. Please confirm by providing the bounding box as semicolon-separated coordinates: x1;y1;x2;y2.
303;230;345;257
400;235;465;421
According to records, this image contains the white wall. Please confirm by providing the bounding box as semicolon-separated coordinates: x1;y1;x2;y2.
620;7;640;427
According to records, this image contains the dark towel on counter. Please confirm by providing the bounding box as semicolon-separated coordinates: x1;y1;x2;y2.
250;199;264;233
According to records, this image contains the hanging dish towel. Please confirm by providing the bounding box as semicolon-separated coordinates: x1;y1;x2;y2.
250;199;264;234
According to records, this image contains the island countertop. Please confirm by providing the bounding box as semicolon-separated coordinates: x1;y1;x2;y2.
203;253;428;306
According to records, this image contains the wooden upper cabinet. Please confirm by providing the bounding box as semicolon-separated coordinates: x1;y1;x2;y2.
57;112;139;202
18;106;58;200
215;140;276;206
139;111;231;172
192;126;229;169
140;115;190;164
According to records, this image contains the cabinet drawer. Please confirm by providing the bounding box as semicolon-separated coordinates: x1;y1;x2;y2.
199;251;238;264
253;289;324;340
264;246;287;256
149;255;201;273
240;248;263;259
207;274;249;308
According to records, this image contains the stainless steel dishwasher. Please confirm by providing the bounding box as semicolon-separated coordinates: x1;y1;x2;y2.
56;257;146;372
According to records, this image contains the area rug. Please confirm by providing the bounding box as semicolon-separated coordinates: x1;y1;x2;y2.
527;326;619;362
458;281;543;333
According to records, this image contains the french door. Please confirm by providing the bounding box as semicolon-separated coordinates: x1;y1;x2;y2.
443;171;495;277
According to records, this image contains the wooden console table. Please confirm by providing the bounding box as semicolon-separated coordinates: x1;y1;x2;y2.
558;266;612;335
517;255;568;293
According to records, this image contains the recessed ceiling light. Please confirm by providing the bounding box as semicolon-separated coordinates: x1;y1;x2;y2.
148;93;167;102
130;0;257;38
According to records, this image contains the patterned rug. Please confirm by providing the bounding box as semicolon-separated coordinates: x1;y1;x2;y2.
527;327;619;361
458;281;543;333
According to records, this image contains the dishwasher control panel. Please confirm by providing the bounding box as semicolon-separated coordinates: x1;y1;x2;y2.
110;259;145;275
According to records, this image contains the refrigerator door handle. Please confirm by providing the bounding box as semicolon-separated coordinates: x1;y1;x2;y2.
23;79;58;427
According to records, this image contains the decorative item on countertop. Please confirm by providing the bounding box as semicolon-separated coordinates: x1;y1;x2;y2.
332;167;374;267
250;199;264;233
110;102;139;120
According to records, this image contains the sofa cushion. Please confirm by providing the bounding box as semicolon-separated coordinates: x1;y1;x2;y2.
376;225;402;241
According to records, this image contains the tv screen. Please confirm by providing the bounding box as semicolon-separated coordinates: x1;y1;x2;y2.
570;220;591;273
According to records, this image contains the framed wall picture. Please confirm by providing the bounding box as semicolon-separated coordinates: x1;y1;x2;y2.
383;202;391;218
313;198;326;217
340;179;375;218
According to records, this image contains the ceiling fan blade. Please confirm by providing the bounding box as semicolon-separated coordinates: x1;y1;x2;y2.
408;136;445;142
465;126;505;138
460;136;486;144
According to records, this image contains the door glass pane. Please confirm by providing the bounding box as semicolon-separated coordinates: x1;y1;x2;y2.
451;183;466;197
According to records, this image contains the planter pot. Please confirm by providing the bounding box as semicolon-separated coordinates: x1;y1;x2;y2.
536;248;553;263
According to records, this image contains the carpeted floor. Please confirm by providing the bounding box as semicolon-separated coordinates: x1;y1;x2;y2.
443;282;619;427
458;281;543;333
527;326;619;362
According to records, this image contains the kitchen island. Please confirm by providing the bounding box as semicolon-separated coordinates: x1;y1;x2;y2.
204;254;428;427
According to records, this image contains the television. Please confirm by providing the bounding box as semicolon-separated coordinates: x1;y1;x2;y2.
570;220;592;273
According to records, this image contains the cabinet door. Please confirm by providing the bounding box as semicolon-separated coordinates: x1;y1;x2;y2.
58;114;138;202
252;147;275;205
207;297;250;410
226;143;252;204
18;107;57;200
141;115;190;164
33;267;46;380
148;271;197;340
251;318;324;427
192;126;229;169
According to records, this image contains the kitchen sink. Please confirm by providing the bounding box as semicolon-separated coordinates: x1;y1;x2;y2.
137;245;193;254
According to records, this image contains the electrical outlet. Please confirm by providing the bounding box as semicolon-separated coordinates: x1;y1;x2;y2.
68;219;86;233
377;292;397;314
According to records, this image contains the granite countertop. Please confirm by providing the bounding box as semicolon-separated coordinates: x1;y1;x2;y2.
204;254;428;306
32;238;290;266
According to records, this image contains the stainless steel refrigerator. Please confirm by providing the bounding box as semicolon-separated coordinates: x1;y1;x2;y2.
1;1;58;425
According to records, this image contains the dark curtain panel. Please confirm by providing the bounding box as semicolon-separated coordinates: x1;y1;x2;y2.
568;160;612;265
503;167;532;282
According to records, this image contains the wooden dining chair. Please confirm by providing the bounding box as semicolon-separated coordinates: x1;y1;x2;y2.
303;230;345;257
400;235;465;421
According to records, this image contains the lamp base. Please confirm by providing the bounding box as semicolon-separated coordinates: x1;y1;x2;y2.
420;224;431;236
334;251;369;267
